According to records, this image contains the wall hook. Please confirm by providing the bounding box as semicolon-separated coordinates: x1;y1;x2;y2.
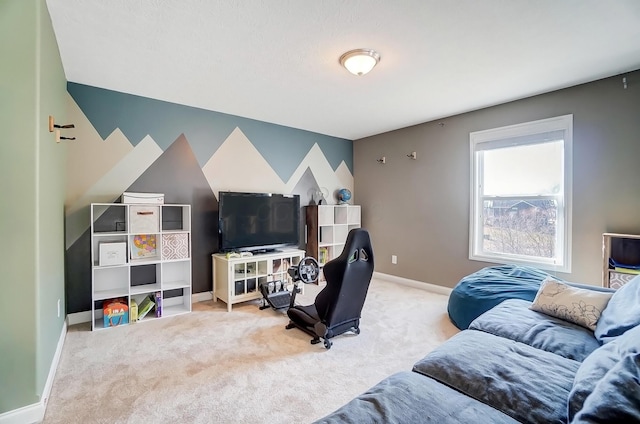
377;156;386;164
407;151;417;160
49;115;75;132
623;77;628;89
55;129;77;143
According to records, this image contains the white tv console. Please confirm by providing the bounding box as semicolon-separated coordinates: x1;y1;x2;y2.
212;248;306;312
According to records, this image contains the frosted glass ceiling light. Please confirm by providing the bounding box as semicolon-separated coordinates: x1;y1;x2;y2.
339;49;381;76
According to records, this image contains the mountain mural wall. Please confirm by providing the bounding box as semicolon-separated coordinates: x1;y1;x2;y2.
65;83;353;314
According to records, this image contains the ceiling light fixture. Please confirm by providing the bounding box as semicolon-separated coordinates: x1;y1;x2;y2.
339;49;381;76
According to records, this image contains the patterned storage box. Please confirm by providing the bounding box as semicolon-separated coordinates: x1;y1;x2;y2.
608;271;636;290
162;233;189;260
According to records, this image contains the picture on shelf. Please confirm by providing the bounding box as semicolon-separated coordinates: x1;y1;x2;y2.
131;234;157;260
99;242;127;266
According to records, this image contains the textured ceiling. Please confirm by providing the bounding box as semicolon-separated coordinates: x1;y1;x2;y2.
46;0;640;140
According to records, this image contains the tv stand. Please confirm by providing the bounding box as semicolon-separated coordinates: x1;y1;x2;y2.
212;249;305;311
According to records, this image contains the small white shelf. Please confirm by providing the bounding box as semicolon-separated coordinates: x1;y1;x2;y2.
93;288;129;301
163;280;190;290
163;304;190;317
130;283;162;295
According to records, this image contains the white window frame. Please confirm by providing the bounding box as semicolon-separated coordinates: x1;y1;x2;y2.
469;114;573;273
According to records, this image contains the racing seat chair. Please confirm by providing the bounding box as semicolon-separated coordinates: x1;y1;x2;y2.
286;228;375;349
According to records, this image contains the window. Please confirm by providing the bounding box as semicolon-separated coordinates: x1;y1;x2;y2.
469;115;572;272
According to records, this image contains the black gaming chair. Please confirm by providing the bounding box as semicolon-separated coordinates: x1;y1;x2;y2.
286;228;375;349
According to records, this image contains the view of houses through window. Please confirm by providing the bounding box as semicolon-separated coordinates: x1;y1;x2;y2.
470;115;572;272
483;198;557;259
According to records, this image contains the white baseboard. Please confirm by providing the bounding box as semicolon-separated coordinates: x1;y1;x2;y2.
373;272;453;296
0;321;67;424
0;403;42;424
67;311;91;326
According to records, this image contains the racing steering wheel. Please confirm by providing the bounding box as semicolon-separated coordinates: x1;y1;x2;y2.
287;256;319;284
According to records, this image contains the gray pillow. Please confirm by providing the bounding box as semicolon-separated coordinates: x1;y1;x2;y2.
594;275;640;344
568;324;640;421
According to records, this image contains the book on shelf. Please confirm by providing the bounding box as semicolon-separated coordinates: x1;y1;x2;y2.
137;295;155;320
614;267;640;275
155;291;162;317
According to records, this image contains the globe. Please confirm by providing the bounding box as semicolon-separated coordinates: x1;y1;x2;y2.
337;188;352;204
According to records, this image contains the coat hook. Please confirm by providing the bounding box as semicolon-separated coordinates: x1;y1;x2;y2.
49;115;75;132
55;129;77;143
623;77;628;89
407;151;417;160
377;156;386;164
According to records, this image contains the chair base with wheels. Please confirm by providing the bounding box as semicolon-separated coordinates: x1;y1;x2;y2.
285;320;361;349
286;228;374;349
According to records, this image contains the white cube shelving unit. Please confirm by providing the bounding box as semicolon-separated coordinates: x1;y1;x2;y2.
306;204;361;274
90;202;192;330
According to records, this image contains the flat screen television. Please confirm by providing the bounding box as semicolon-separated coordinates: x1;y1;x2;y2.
218;191;300;253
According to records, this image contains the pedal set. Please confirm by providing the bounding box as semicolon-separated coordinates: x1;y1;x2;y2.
259;280;293;310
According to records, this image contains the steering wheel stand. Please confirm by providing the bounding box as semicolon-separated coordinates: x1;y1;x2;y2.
259;257;319;311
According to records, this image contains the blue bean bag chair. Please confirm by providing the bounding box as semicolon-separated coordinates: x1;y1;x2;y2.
447;265;552;330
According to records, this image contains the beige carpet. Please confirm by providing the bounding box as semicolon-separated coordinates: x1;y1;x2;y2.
43;278;459;423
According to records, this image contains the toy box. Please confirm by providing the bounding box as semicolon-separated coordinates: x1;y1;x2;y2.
103;299;129;327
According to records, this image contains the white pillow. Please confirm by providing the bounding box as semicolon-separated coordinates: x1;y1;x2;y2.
530;277;613;331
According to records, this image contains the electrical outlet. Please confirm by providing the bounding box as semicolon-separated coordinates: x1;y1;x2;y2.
391;255;397;265
57;299;61;318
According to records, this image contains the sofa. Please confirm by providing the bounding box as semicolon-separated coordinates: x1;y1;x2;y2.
315;268;640;423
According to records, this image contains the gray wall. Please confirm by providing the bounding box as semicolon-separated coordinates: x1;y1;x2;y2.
354;70;640;288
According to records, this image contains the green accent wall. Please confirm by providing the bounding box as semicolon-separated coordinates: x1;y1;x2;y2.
0;0;66;414
36;0;67;398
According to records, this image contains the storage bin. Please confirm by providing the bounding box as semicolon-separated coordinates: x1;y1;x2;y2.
122;192;164;204
608;271;636;290
129;205;159;233
162;233;189;260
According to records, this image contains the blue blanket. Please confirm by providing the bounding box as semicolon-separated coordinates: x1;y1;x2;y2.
469;299;600;361
413;330;579;424
314;371;519;424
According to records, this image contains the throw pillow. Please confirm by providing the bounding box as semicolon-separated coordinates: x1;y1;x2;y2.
594;274;640;344
571;353;640;423
567;324;640;421
530;277;613;331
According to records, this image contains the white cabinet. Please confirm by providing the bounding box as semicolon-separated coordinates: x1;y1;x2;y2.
90;202;192;330
212;249;305;311
306;205;361;270
603;232;640;289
